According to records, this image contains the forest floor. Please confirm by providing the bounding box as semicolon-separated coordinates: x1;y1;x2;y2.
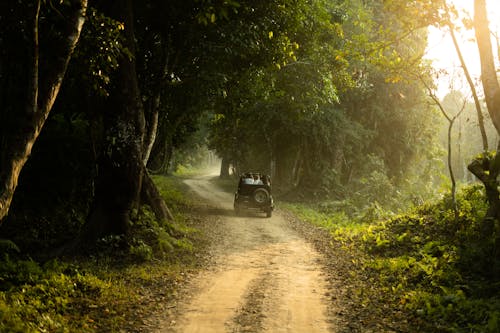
143;173;388;333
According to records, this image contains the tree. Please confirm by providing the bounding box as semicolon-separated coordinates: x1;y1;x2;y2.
209;0;438;199
425;85;466;221
0;0;87;222
467;0;500;246
80;0;148;241
209;0;351;184
76;0;182;243
448;23;488;152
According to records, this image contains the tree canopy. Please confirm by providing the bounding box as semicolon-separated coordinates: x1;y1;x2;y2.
3;0;498;256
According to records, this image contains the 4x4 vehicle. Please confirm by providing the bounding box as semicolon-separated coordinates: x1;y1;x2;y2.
234;172;274;218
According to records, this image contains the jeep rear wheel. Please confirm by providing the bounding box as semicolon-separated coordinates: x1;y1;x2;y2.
253;188;269;204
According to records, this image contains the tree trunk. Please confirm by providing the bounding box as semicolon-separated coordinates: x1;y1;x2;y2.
474;0;500;132
82;0;145;241
0;0;87;223
140;55;176;221
141;168;174;221
292;146;303;187
143;41;171;166
468;153;500;236
447;120;458;221
423;81;463;221
220;157;230;178
449;25;488;151
143;101;159;166
472;0;500;251
164;143;174;174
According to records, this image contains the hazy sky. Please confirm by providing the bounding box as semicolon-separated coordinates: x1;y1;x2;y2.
425;0;500;96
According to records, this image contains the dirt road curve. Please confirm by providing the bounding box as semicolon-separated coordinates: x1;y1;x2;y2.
156;175;336;333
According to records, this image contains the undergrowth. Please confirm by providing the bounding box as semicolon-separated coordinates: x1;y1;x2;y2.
0;175;201;332
286;184;500;332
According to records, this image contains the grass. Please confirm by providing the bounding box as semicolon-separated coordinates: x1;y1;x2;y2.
0;256;196;332
0;175;203;332
284;185;500;332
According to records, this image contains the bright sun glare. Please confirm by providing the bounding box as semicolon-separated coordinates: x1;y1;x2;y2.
425;0;500;96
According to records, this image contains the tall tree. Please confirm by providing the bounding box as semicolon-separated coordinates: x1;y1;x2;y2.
0;0;87;222
474;0;500;132
467;0;500;245
424;84;466;221
80;0;190;242
80;0;146;240
208;0;438;199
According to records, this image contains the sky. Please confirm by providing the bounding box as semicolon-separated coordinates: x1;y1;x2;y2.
424;0;500;97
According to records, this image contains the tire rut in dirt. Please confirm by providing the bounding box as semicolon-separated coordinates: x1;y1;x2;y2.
229;272;273;333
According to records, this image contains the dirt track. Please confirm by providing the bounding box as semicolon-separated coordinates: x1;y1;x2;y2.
155;175;337;333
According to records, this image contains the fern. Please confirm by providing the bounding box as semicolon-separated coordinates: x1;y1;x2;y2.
0;239;20;255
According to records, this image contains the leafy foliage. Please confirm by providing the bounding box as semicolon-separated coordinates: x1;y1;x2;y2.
71;7;129;97
0;175;200;332
206;0;439;208
288;184;499;332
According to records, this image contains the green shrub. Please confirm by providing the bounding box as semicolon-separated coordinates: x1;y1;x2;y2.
0;257;44;291
129;240;153;261
361;186;499;332
290;184;499;332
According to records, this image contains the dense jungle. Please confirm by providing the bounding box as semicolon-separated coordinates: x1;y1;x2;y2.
0;0;499;332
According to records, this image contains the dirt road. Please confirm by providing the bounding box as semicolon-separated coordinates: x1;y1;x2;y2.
156;175;337;332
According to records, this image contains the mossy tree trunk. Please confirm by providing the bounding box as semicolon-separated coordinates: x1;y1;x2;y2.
140;168;174;221
468;152;500;237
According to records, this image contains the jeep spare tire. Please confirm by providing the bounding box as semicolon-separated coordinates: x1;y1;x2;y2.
253;188;269;204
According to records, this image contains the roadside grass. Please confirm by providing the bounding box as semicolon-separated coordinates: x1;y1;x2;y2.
0;175;203;332
284;185;500;332
173;165;206;177
280;202;365;239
